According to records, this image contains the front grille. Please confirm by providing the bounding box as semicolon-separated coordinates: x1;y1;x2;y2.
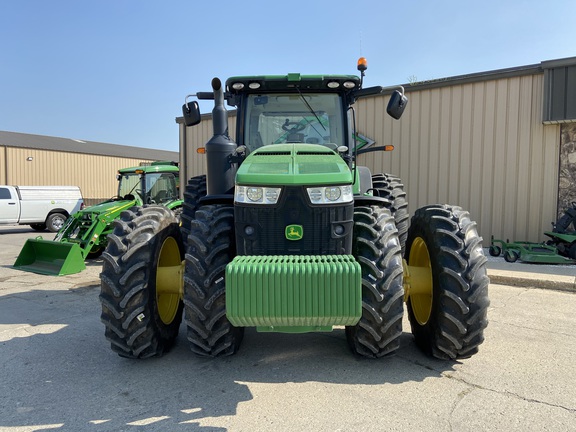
235;186;353;255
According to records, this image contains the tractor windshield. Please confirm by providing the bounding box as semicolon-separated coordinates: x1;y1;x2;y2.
117;172;178;204
244;93;345;152
118;173;140;199
145;172;179;204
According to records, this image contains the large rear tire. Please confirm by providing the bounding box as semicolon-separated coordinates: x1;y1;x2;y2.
405;205;490;359
371;173;409;255
346;205;404;358
99;206;185;358
183;204;244;356
180;175;207;241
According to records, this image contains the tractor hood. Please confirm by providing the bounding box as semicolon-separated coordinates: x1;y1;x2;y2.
79;199;137;216
236;144;352;186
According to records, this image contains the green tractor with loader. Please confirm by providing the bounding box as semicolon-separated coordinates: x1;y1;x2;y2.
14;162;182;276
100;59;489;360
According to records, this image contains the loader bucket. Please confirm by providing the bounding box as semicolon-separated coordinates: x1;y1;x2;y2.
13;238;86;276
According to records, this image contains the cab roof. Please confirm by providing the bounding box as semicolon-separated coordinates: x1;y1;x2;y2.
118;164;179;174
225;74;361;93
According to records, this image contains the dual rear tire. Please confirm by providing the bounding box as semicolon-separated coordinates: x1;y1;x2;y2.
345;202;490;360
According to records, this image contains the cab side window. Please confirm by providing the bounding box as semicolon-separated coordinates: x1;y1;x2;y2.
0;187;11;199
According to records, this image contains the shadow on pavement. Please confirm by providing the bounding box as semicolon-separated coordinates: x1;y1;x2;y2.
0;286;457;431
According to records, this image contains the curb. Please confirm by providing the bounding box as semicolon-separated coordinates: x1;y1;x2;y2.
487;269;576;292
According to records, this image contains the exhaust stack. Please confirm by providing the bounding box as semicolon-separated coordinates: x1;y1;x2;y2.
205;77;237;195
211;78;228;136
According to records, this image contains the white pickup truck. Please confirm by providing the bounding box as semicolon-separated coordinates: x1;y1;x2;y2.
0;186;84;232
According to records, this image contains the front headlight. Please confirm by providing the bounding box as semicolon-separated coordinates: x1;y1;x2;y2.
307;185;353;204
235;185;281;205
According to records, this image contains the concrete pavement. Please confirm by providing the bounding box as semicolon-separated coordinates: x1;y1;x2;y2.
1;226;576;431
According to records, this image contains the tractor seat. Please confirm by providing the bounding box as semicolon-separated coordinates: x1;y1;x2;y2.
287;133;304;143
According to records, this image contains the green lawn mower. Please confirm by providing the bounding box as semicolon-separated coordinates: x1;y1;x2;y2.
489;202;576;264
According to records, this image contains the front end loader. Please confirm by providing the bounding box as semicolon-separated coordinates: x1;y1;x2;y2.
100;59;489;360
14;163;182;275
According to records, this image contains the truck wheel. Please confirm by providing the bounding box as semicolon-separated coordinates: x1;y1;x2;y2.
46;212;67;232
99;206;185;358
371;174;409;255
405;205;490;359
346;205;404;358
181;175;207;241
30;223;46;231
183;204;244;356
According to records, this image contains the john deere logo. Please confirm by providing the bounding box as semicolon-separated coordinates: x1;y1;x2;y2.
285;225;303;241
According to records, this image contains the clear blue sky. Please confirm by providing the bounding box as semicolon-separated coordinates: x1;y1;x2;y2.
1;0;575;152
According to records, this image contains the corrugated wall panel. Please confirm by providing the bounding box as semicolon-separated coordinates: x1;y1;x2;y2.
180;114;237;185
357;73;560;243
0;146;6;184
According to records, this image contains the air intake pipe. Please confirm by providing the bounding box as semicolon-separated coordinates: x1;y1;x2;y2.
205;77;238;195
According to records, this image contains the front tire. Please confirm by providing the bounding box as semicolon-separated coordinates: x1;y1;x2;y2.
345;205;404;358
183;204;244;356
99;206;185;358
405;205;490;359
87;245;105;259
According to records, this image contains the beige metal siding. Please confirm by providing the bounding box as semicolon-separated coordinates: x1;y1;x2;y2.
179;73;560;243
357;73;560;243
179;114;237;187
0;146;6;184
3;147;159;204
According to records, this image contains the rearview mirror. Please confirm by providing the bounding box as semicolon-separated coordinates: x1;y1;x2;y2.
387;89;408;120
182;100;202;126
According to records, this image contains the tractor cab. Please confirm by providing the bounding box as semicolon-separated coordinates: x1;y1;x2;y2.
182;65;407;201
117;165;180;206
183;69;407;171
227;75;360;156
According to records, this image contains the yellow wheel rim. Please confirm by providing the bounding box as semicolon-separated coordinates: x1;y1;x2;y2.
156;237;182;325
408;237;434;325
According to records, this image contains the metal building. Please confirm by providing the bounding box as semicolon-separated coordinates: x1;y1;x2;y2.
0;131;178;205
177;56;576;243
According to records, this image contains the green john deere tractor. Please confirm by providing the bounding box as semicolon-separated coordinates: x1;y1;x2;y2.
14;162;182;276
100;59;489;360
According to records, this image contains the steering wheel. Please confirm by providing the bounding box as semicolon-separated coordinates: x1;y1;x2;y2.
282;120;305;132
